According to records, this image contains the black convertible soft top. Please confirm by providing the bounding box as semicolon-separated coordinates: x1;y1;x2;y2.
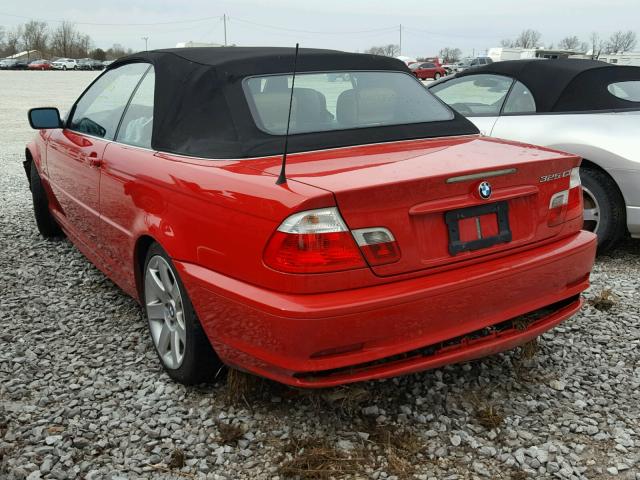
109;47;477;158
456;59;640;113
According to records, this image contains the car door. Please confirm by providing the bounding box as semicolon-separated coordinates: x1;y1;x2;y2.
429;73;515;135
422;63;435;79
46;62;150;248
490;80;541;144
99;67;156;292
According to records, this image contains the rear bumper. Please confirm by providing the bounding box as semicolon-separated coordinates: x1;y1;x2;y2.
177;231;597;387
627;206;640;238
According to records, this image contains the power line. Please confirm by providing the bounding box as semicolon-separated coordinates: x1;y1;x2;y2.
403;25;519;40
230;17;398;35
0;11;223;26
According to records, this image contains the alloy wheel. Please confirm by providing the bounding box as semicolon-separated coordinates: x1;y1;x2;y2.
582;186;600;234
144;255;186;369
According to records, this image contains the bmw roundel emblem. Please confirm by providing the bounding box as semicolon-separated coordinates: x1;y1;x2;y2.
478;181;492;200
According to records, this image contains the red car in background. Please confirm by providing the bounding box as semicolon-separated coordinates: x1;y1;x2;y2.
25;47;596;387
27;59;52;70
410;61;447;80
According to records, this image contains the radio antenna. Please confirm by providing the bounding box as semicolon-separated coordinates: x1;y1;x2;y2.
276;43;300;185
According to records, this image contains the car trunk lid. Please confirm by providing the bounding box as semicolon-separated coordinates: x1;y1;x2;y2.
248;136;582;276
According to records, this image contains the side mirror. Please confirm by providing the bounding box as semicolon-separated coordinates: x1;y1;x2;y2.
28;108;62;129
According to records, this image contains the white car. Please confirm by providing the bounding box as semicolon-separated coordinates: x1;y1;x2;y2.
52;58;78;70
430;59;640;252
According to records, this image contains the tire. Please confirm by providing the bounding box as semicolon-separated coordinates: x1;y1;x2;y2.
30;162;63;238
580;166;626;253
434;72;441;80
143;243;222;384
62;65;67;71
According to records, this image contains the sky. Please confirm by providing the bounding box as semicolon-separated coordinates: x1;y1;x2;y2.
1;0;639;58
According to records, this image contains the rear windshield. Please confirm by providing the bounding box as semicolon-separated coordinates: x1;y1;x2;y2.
608;81;640;102
243;71;454;135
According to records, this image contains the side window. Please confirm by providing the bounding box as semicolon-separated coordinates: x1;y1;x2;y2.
430;74;514;116
607;81;640;102
117;68;155;148
68;63;150;139
503;81;536;114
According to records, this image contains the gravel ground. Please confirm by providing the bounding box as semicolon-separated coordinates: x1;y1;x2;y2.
1;71;639;480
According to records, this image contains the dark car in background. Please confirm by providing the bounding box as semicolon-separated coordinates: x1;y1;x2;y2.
0;58;28;70
77;58;104;71
455;56;494;73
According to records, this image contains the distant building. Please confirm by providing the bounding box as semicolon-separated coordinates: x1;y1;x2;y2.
597;52;640;66
176;41;224;48
488;47;584;62
395;55;417;65
9;50;42;61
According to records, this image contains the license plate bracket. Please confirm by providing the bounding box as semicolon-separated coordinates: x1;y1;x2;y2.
445;201;512;255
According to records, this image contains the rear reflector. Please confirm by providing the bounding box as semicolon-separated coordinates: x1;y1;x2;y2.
264;208;366;273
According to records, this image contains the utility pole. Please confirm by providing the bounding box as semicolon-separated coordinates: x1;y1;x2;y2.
223;14;227;46
142;37;149;51
399;24;402;56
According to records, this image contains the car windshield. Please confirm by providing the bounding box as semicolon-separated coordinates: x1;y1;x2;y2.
243;70;454;135
409;63;421;70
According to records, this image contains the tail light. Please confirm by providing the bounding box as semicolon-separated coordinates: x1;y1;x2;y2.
264;208;401;273
548;167;582;227
352;227;401;266
264;208;366;273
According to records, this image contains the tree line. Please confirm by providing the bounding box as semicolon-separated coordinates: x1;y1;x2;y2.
500;29;637;58
0;20;133;61
365;29;637;63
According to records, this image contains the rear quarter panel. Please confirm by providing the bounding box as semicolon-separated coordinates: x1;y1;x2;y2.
98;145;379;300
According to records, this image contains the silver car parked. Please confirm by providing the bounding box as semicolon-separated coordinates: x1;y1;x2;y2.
430;59;640;252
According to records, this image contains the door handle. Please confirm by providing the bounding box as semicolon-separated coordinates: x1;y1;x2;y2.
80;151;102;168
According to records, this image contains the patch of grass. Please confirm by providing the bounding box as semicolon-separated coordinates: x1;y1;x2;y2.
278;437;367;479
589;288;618;311
292;386;371;417
361;421;423;478
476;404;504;430
386;450;415;479
465;391;505;430
46;425;64;434
225;368;266;404
168;448;185;468
509;469;528;480
216;421;244;445
365;423;422;457
519;338;539;361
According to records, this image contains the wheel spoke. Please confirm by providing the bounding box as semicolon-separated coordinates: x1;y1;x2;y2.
146;301;164;320
148;268;166;296
176;320;186;344
159;262;174;296
157;322;171;356
171;331;181;365
583;208;599;222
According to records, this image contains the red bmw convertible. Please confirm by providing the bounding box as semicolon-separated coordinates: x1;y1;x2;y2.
25;48;596;387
